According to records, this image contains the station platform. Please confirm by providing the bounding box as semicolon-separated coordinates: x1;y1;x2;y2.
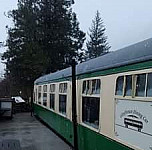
0;113;72;150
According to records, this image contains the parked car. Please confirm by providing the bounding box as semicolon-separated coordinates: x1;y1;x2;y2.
0;98;13;119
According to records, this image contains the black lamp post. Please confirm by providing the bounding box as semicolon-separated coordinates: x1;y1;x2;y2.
71;58;78;150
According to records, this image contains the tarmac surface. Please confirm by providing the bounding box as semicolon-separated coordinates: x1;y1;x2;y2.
0;113;72;150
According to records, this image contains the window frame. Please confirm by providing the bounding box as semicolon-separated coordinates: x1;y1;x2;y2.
146;73;152;97
49;84;56;111
115;76;125;96
34;86;38;104
115;72;152;99
82;79;101;97
124;75;133;97
58;82;68;116
43;85;48;107
38;86;42;105
81;78;101;131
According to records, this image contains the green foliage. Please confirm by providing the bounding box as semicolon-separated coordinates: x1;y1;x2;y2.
37;0;86;72
0;77;10;98
2;0;85;98
86;10;110;59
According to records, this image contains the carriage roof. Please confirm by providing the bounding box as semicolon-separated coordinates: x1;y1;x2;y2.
35;38;152;84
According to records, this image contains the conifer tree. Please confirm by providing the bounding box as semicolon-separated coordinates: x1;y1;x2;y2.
2;0;41;98
86;10;110;59
2;0;85;98
37;0;86;72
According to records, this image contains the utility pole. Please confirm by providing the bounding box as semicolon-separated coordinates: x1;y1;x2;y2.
71;59;78;150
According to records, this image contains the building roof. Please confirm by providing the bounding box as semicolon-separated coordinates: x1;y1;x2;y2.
35;38;152;84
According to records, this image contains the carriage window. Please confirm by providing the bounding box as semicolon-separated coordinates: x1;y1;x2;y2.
82;81;86;94
59;95;66;115
82;79;100;129
43;85;47;92
59;83;67;115
50;94;55;110
125;75;132;96
136;74;146;97
59;83;67;93
33;92;35;102
92;79;100;94
86;80;91;94
43;85;47;106
147;73;152;97
50;84;55;110
38;86;41;104
50;84;55;92
35;88;38;103
116;76;124;95
82;79;101;95
82;97;100;129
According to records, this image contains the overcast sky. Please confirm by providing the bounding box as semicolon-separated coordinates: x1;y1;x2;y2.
1;0;152;74
0;0;17;53
0;0;17;75
0;0;152;52
73;0;152;51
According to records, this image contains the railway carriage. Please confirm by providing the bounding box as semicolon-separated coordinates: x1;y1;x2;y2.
34;38;152;150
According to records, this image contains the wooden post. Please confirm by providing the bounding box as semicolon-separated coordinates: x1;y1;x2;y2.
72;59;78;150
